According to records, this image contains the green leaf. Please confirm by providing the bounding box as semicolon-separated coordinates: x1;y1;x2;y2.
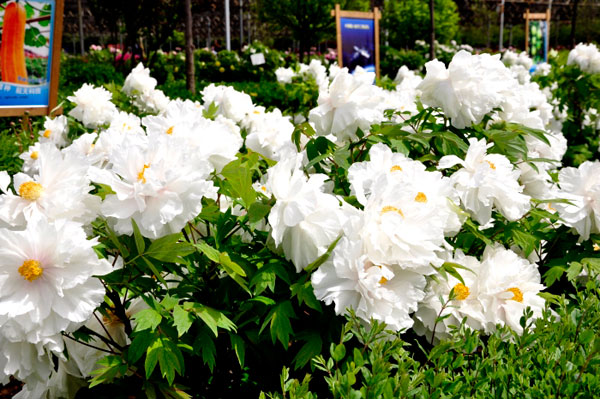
24;26;46;48
219;252;247;277
132;220;146;254
194;330;216;372
173;305;194;337
133;308;163;332
230;334;246;368
509;227;538;256
290;280;322;311
566;261;583;282
220;155;259;208
260;300;296;348
331;343;346;362
186;303;237;337
141;256;168;287
248;201;272;224
293;333;322;369
158;339;185;385
129;331;156;363
146;233;195;263
89;355;128;388
194;241;220;263
544;266;565;286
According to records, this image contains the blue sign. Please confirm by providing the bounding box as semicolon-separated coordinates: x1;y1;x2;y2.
340;17;375;74
0;0;57;108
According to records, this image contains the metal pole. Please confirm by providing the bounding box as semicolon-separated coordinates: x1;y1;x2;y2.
546;0;553;59
225;0;231;51
77;0;85;55
240;0;244;47
499;0;505;51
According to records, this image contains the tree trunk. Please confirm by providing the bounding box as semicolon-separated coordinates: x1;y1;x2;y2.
77;0;85;55
429;0;435;60
570;0;579;48
185;0;195;93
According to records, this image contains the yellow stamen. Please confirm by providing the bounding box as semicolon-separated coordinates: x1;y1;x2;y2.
380;206;404;217
18;182;43;201
593;243;600;252
507;287;523;302
137;164;150;184
452;283;470;300
42;129;51;138
166;126;174;135
415;192;427;203
253;110;261;114
390;165;403;172
485;160;496;170
30;151;38;160
547;203;556;212
379;276;388;285
261;186;267;192
18;259;43;282
102;308;123;327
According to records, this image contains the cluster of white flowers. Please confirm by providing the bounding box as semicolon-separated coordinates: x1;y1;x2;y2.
568;43;600;74
275;59;331;88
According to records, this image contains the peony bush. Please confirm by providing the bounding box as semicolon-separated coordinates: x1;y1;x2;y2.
0;46;599;398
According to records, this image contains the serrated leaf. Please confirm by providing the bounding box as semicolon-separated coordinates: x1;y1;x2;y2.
194;241;220;263
293;332;322;369
89;355;127;388
260;300;296;348
188;303;237;337
133;308;163;332
173;305;194;337
544;266;565;286
219;252;247;277
146;233;194;263
129;330;156;363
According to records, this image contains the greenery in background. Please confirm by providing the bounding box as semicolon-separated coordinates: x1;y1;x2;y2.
382;0;460;50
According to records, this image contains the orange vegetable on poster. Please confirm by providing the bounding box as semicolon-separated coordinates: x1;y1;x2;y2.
1;1;29;84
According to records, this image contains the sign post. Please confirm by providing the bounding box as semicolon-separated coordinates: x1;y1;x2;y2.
0;0;64;117
332;4;381;78
524;8;551;63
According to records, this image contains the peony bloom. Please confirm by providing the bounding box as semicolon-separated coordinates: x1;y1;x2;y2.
413;250;486;341
275;67;295;84
90;138;218;239
0;215;111;360
418;51;516;129
567;43;600;74
266;154;345;272
0;143;100;227
244;108;297;161
68;84;117;128
18;142;43;176
312;233;426;332
477;245;546;334
308;67;387;142
555;161;600;241
438;138;530;226
38;115;69;148
200;84;254;123
122;63;158;96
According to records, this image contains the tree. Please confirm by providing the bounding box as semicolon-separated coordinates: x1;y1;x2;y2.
382;0;459;50
255;0;370;61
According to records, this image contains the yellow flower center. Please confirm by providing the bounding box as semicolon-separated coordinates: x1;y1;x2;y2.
253;110;261;115
30;151;38;160
415;192;427;203
261;186;267;192
547;203;556;212
137;164;150;184
452;283;470;300
485;160;496;170
379;276;388;285
42;129;51;138
102;308;123;327
593;243;600;252
390;165;403;172
19;182;43;201
166;126;174;135
507;287;523;302
18;259;43;282
380;206;404;218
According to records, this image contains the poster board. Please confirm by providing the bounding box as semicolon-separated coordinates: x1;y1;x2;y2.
0;0;64;117
524;9;550;64
331;4;381;78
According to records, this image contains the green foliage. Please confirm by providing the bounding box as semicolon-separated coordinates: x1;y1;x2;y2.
383;0;460;50
264;277;600;399
381;47;426;76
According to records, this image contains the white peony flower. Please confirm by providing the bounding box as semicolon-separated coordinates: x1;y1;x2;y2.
312;234;426;332
90;138;218;239
308;67;387;142
275;67;296;84
123;63;158;96
68;84;117;128
418;51;517;129
477;245;546;334
555;161;600;241
0;143;100;227
244;108;297;161
438;138;531;225
567;43;600;74
38;115;69;148
18;142;43;176
200;84;254;123
413;250;486;341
